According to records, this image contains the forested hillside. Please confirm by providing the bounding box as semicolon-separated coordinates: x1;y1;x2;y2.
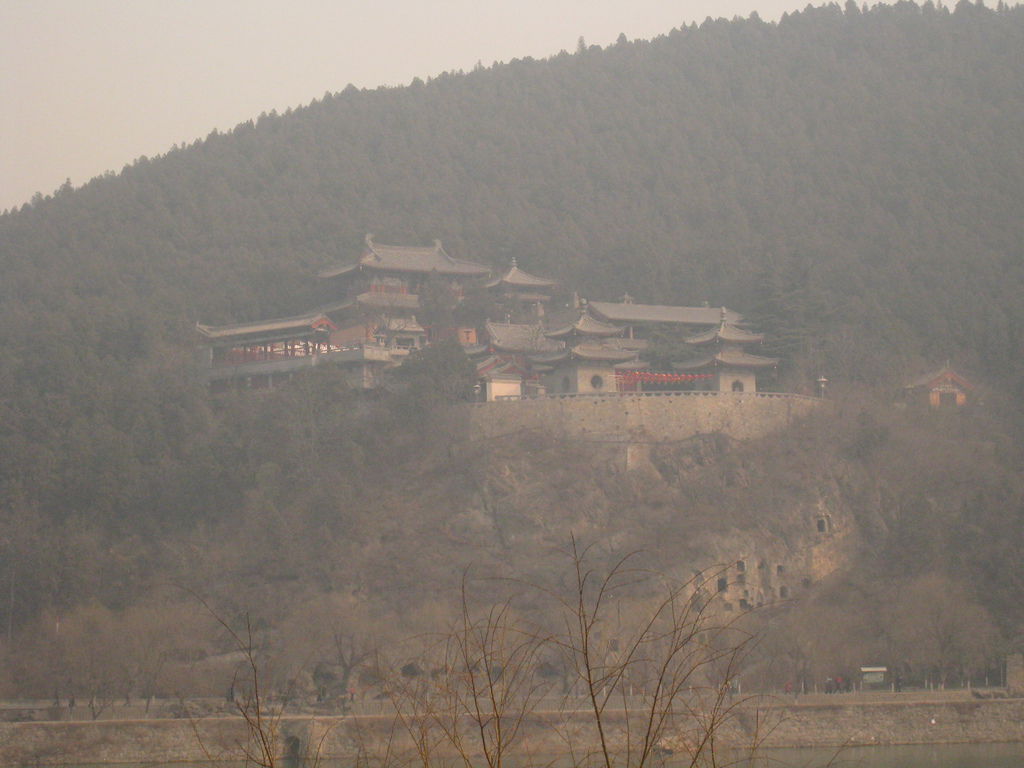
4;2;1023;381
0;2;1022;700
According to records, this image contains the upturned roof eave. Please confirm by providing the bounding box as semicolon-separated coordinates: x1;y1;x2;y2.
672;352;779;370
318;263;360;279
686;325;765;345
569;346;640;363
589;301;743;327
197;312;335;341
484;319;563;354
905;366;976;391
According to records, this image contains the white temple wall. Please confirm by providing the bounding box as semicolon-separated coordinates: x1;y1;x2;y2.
542;362;617;395
715;370;758;393
486;377;522;401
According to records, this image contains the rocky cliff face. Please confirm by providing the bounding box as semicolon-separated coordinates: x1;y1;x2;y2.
450;407;862;613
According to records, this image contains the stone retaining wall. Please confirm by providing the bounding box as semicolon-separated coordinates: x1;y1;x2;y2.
466;392;823;444
3;698;1021;765
751;698;1024;748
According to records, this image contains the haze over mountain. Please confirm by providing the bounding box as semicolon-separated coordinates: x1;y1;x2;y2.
4;3;1022;385
0;2;1021;699
2;0;820;212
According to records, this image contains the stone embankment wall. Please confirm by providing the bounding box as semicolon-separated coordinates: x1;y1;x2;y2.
3;698;1022;765
466;392;823;444
745;698;1024;748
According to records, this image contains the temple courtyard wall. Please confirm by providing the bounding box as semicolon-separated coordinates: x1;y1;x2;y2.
466;391;824;445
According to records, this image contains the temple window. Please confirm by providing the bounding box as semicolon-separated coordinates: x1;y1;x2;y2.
736;560;746;572
739;599;750;610
777;564;785;575
717;577;728;593
816;517;830;533
590;374;604;390
732;380;744;392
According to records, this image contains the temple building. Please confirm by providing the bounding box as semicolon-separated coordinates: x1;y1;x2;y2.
371;316;428;356
484;319;564;357
474;319;565;399
538;308;642;395
319;234;491;305
673;311;778;393
588;295;742;338
475;356;532;401
196;312;391;391
541;344;641;396
486;258;558;319
318;234;490;346
904;364;975;408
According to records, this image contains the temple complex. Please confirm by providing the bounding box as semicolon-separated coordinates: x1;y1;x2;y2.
198;234;784;400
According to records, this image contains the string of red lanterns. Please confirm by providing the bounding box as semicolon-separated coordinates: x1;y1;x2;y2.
615;371;713;383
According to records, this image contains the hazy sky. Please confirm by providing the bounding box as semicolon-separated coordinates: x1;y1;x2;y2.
3;0;847;212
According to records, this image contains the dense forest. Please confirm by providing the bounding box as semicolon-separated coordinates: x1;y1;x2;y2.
0;2;1022;702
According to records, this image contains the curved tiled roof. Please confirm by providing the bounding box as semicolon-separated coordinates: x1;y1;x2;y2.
905;365;975;391
570;343;641;363
320;234;491;278
197;312;335;342
318;262;360;279
589;301;742;326
485;320;564;354
673;350;779;370
686;323;765;346
546;311;623;339
486;260;558;290
527;350;570;364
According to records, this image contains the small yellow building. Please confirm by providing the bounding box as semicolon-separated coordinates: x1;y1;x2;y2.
904;365;975;408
